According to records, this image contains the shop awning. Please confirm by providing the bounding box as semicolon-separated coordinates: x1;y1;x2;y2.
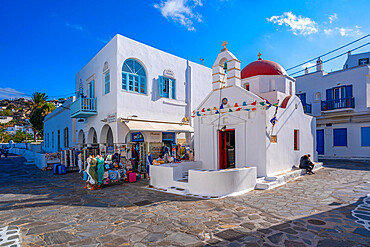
122;119;194;133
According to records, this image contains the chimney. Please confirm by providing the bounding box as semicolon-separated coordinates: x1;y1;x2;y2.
305;67;309;74
316;57;323;72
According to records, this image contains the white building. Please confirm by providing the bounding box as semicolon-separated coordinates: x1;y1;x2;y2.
150;46;316;197
0;116;13;124
44;34;211;157
295;51;370;160
43;97;76;153
6;124;33;136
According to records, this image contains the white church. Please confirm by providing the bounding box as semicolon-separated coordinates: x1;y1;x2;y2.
150;43;317;197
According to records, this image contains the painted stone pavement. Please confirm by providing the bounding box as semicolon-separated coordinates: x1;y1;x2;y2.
0;155;369;246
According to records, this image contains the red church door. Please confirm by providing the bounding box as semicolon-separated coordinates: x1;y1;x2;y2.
219;129;235;169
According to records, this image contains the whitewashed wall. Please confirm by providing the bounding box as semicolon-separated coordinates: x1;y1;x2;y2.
74;34;211;145
44;97;76;153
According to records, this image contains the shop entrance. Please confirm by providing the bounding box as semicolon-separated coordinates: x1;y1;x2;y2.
219;129;235;169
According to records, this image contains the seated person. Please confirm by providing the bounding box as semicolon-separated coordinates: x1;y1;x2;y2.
299;154;315;175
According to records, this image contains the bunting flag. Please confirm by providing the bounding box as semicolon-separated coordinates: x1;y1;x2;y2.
191;100;274;118
270;116;278;126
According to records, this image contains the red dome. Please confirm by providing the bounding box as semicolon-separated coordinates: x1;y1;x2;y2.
241;59;287;79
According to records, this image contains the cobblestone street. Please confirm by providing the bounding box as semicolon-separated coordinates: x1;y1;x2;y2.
0;154;369;246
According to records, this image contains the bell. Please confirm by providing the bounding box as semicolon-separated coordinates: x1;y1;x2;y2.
223;62;228;71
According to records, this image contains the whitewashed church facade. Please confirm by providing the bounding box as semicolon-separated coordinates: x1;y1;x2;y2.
150;45;316;197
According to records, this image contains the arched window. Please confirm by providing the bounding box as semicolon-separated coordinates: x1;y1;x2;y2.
122;59;147;94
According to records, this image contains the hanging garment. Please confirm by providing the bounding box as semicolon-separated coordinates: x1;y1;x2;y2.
86;157;96;185
96;156;105;185
89;158;99;185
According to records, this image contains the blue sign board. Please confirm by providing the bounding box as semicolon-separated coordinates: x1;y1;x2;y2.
131;132;144;142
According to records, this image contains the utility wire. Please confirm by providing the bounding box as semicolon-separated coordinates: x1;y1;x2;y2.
290;41;370;76
286;33;370;71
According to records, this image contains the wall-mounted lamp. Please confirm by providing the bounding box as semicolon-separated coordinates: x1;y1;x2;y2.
221;125;227;131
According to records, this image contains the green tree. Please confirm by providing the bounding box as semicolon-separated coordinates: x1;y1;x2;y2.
0;132;12;143
0;109;12;116
31;92;48;109
29;107;44;137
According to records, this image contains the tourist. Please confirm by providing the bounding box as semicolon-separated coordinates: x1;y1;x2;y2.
299;154;314;175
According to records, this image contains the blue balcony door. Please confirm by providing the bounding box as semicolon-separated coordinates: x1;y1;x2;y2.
316;129;324;155
89;80;95;98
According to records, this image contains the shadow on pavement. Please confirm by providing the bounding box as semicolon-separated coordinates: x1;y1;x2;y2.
320;159;370;171
206;196;370;246
0;154;199;211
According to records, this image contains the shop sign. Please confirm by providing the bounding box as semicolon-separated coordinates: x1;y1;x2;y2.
149;132;162;142
163;69;175;79
131;132;144;142
107;113;117;123
107;146;114;154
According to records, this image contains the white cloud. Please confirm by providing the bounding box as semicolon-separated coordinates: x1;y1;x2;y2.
329;13;338;24
301;62;316;69
154;0;203;31
267;12;318;35
0;88;29;99
324;26;362;36
66;22;84;31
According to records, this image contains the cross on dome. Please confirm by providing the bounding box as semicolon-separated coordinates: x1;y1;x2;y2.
258;52;262;60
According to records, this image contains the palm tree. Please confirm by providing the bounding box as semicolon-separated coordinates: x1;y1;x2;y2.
31;92;48;109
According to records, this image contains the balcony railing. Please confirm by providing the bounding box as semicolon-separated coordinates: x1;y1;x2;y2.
70;97;97;118
321;97;355;111
303;104;312;114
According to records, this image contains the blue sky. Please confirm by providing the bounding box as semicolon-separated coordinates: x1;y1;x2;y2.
1;0;369;99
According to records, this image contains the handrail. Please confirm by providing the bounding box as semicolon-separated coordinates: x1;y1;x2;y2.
321;97;355;111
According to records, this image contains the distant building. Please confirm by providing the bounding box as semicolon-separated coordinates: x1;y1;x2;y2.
295;51;370;160
0;116;13;124
6;124;33;136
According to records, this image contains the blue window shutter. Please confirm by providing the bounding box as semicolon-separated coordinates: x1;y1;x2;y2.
326;89;332;100
345;85;353;98
159;76;163;97
171;79;176;99
361;127;370;146
333;128;347;146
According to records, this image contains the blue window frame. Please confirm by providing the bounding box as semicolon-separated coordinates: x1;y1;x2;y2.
122;59;146;94
361;127;370;146
333;128;347;146
296;93;306;105
159;76;176;99
104;70;110;94
162;132;175;142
